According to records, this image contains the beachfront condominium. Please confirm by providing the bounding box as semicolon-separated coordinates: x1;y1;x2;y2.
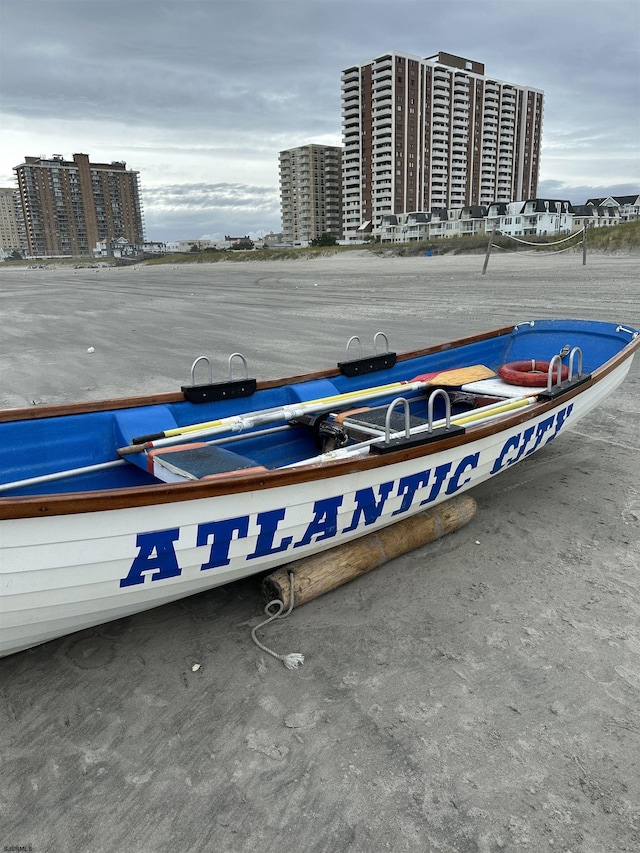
279;144;343;244
14;153;145;257
341;51;543;239
0;187;26;256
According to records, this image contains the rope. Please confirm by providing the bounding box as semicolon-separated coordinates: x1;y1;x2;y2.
251;571;305;670
495;227;585;247
490;244;576;257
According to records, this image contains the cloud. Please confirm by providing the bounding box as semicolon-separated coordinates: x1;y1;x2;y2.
538;180;640;206
1;0;638;241
145;182;277;210
142;182;281;241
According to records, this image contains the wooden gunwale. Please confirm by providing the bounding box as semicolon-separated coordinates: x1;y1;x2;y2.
0;325;513;424
1;338;636;521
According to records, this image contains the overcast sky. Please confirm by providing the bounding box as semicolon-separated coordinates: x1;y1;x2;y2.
1;0;638;242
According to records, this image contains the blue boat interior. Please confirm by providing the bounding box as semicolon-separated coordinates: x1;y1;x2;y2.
0;319;636;497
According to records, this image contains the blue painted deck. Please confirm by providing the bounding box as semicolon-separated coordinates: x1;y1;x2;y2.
0;319;635;497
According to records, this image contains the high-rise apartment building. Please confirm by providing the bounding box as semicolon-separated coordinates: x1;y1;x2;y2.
341;51;543;239
0;188;25;255
14;153;145;257
279;145;343;244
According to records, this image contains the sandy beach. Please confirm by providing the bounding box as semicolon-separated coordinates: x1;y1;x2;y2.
1;251;639;852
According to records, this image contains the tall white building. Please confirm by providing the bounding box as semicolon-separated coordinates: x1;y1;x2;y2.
341;51;544;240
279;144;343;245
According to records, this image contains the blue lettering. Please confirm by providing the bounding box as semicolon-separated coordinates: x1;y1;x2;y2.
491;434;521;474
446;453;480;495
489;407;572;477
247;508;293;560
198;516;250;570
420;461;452;505
393;470;432;515
343;481;394;533
551;403;573;439
120;528;182;587
295;495;343;547
511;424;536;465
524;415;556;457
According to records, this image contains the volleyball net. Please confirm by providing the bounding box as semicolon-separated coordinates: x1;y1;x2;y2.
482;225;588;274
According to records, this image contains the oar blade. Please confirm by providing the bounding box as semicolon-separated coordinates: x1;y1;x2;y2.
412;365;496;386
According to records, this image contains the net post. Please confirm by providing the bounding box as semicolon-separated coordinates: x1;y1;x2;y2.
482;222;497;275
582;222;588;266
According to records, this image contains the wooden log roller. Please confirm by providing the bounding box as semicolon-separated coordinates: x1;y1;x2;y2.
262;494;477;610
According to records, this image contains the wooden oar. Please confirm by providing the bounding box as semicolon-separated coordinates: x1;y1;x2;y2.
0;460;127;495
117;365;495;456
412;365;495;387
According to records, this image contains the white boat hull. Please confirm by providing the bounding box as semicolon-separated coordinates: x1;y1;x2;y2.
1;358;630;657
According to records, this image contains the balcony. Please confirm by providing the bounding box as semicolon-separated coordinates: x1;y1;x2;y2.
342;68;359;83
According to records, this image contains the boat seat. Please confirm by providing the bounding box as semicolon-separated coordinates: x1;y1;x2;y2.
335;405;430;440
460;377;545;398
146;443;268;483
113;405;180;445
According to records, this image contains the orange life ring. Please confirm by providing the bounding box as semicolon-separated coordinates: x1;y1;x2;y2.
498;360;569;387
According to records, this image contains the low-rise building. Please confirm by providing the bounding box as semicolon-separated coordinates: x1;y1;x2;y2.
142;241;167;255
486;199;572;236
379;206;487;242
93;237;140;258
165;239;223;253
261;231;285;247
570;204;620;232
378;194;639;244
585;195;640;221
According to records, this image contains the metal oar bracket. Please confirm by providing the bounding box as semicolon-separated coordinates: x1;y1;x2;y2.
338;332;397;377
181;352;257;404
369;391;465;455
538;346;591;401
